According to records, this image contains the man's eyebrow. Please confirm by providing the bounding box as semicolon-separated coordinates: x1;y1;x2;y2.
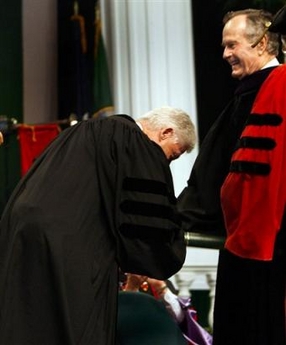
222;39;236;46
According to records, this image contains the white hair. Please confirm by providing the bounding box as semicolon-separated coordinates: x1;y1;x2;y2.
138;106;196;152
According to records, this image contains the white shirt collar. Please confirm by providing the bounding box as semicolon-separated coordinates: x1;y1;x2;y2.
262;58;280;69
136;122;143;130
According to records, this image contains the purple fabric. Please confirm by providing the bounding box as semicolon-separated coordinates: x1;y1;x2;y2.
178;297;213;345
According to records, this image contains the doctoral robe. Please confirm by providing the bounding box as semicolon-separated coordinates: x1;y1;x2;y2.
0;115;186;345
213;64;286;345
177;66;286;345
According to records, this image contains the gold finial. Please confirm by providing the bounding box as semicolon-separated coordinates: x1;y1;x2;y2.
73;1;79;16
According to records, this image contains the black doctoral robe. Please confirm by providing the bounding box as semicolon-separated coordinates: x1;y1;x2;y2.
0;115;186;345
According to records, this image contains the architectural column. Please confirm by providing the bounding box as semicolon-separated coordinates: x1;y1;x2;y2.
206;271;217;329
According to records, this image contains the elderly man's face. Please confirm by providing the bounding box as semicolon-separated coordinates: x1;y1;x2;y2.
159;137;186;163
143;126;186;163
222;15;264;79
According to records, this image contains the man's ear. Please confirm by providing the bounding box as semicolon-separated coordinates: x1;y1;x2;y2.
160;127;174;140
257;35;267;53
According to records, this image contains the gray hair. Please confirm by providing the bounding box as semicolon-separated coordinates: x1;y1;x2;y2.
223;9;279;55
138;106;196;153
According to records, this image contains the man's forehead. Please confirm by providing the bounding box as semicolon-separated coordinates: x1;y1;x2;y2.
223;14;247;32
223;19;249;43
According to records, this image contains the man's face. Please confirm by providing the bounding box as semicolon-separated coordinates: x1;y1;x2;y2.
158;134;186;163
144;126;186;163
222;15;263;79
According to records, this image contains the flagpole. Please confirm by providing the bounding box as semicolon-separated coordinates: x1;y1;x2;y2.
92;0;114;118
73;1;79;16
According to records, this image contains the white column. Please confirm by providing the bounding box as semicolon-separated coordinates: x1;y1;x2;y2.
206;271;217;329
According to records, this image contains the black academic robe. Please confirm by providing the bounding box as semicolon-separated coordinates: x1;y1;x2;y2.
214;65;286;345
0;115;186;345
177;67;277;236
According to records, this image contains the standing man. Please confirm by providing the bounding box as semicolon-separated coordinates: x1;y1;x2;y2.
0;106;196;345
178;8;286;345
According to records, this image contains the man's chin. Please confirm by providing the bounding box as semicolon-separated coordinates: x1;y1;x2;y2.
231;68;242;79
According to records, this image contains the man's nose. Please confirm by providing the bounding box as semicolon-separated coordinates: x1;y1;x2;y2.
222;47;230;59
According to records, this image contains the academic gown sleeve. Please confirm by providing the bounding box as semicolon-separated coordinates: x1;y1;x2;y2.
221;65;286;260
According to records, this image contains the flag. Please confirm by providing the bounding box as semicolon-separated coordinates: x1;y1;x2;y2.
70;1;91;120
93;1;114;118
18;124;61;176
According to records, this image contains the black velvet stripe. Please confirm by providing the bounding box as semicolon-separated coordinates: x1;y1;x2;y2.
119;223;173;241
122;177;168;195
236;136;276;150
120;200;179;224
230;160;271;175
246;113;282;126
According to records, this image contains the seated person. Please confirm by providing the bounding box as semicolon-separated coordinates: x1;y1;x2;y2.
120;273;213;345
